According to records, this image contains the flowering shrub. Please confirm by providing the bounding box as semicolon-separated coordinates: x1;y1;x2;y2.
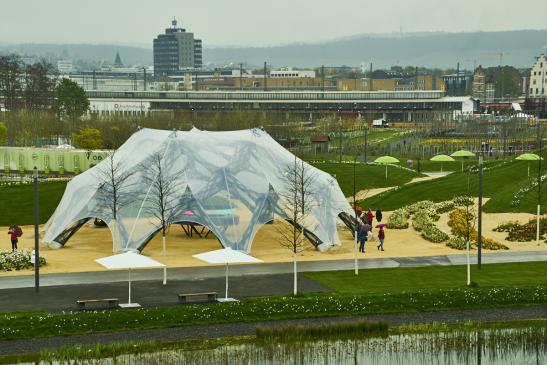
434;201;455;214
412;211;432;232
453;196;474;207
387;208;409;229
448;209;508;250
0;250;46;271
421;223;449;243
494;218;547;242
445;236;468;250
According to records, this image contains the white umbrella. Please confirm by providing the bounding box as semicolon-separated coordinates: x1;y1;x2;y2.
193;247;263;302
95;251;165;308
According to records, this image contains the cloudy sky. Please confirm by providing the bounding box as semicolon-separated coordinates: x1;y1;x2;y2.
1;0;546;47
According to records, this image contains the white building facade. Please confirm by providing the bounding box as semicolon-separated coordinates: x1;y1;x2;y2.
529;54;546;98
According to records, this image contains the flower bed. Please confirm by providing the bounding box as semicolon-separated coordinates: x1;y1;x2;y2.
421;223;449;243
0;250;46;271
448;209;508;250
494;218;547;242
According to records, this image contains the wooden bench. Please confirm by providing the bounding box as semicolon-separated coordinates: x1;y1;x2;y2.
178;292;218;303
76;298;119;309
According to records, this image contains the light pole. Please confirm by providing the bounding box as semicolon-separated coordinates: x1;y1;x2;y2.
338;115;343;163
537;117;543;244
33;166;39;292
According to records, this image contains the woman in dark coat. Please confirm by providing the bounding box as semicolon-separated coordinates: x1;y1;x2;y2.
375;209;383;223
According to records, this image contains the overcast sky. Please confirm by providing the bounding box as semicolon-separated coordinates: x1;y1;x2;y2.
1;0;546;47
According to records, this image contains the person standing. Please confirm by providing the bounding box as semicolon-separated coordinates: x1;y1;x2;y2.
377;227;385;251
8;226;18;252
357;223;367;253
375;209;383;223
366;209;374;226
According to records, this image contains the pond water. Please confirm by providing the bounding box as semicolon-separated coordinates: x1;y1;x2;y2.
16;327;547;364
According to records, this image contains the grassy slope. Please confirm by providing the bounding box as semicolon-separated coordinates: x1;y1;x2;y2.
362;156;546;213
0;182;67;226
304;262;547;295
312;162;423;196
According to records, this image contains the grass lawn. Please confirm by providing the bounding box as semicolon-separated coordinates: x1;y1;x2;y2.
304;261;547;295
0;262;545;341
361;154;547;213
0;182;67;226
312;162;423;196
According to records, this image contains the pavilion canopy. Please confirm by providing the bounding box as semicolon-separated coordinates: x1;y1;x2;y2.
42;128;352;253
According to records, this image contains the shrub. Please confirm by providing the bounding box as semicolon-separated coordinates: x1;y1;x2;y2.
448;209;508;250
0;250;46;271
494;218;547;242
412;211;432;232
453;196;474;207
434;201;455;214
421;223;449;243
387;208;409;229
445;236;468;250
407;200;434;215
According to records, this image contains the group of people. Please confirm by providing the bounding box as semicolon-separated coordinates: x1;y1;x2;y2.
356;209;385;253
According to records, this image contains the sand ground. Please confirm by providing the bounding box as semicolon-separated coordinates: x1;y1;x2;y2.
1;209;544;277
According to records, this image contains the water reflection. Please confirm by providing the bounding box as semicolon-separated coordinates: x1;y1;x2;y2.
15;327;547;364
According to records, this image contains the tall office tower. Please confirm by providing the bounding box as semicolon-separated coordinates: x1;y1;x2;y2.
153;18;202;76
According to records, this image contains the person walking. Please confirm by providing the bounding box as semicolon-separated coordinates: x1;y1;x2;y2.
8;225;18;252
375;209;383;223
377;227;385;251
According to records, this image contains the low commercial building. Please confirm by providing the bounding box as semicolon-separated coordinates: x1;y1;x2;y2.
0;147;109;174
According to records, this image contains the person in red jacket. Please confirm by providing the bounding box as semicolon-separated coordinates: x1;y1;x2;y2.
8;225;18;252
366;209;374;226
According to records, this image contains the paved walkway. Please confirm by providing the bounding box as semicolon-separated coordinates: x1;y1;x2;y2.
0;250;545;290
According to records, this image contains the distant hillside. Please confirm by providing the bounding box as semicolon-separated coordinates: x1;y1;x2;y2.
0;43;152;66
204;30;547;69
1;30;546;69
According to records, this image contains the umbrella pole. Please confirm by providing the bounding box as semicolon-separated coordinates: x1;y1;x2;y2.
441;163;443;173
528;162;530;178
225;262;229;299
385;165;388;180
461;159;464;173
128;268;132;305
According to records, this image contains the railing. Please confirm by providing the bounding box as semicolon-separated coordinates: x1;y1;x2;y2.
86;90;446;101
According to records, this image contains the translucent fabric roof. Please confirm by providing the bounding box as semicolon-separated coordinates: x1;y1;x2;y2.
42;128;352;253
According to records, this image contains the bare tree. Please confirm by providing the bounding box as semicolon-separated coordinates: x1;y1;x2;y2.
140;149;184;284
277;155;316;295
95;150;136;252
0;55;23;111
24;60;57;111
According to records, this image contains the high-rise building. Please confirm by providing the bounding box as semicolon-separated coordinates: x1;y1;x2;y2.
529;54;546;98
153;18;202;76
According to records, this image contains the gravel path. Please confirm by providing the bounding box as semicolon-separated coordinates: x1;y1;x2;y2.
1;306;545;357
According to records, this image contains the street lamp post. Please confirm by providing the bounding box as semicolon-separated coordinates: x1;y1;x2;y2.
537;118;543;244
339;116;342;163
33;166;39;292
